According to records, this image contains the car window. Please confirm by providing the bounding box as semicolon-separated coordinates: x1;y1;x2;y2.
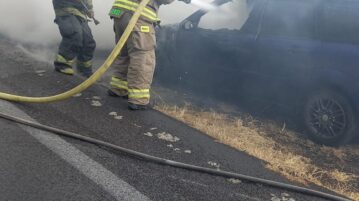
318;2;359;44
198;0;251;30
260;0;317;39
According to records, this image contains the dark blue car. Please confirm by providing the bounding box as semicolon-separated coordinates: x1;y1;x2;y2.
155;0;359;146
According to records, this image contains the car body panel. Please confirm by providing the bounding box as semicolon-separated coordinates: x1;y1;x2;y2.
155;0;359;112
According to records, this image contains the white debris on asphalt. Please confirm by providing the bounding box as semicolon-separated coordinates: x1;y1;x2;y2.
91;100;102;107
227;178;241;184
72;93;82;98
271;197;281;201
270;193;296;201
109;112;117;116
166;144;183;153
150;127;158;131
109;112;123;120
184;150;192;154
144;132;153;137
156;132;180;142
281;193;290;197
92;96;102;100
208;161;220;169
114;116;123;120
133;124;142;128
35;69;46;76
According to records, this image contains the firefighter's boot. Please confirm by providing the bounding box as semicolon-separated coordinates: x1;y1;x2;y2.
128;102;147;111
54;54;75;75
107;89;128;99
77;60;93;78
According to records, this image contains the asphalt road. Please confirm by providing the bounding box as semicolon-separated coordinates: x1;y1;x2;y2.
0;38;336;201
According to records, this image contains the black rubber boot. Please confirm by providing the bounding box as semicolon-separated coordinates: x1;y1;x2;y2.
128;103;147;111
77;66;93;78
107;89;128;99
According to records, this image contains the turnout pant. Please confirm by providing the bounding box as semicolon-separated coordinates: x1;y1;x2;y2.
54;15;96;71
110;13;156;105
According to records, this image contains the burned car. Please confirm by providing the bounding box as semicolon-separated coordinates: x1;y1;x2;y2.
155;0;359;146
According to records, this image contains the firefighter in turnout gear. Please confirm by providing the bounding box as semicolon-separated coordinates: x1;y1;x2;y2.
108;0;191;110
52;0;96;77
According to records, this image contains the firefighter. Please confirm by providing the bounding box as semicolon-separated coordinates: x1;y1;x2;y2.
108;0;191;110
52;0;96;77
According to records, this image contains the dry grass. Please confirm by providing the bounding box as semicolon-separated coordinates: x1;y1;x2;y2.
155;104;359;201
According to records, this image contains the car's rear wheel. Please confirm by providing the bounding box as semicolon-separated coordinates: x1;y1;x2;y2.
304;90;357;146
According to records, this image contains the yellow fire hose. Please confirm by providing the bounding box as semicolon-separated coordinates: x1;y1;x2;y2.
0;0;150;103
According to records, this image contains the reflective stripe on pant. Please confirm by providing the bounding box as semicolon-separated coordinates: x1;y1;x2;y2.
54;15;96;69
110;77;150;100
111;14;155;105
128;89;150;99
110;77;129;96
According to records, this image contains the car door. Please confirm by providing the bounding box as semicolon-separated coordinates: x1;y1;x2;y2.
255;0;322;105
172;0;264;102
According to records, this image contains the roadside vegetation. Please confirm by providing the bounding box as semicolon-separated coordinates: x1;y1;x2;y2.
155;103;359;200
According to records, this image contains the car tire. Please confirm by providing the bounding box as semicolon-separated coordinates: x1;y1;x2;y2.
304;90;357;146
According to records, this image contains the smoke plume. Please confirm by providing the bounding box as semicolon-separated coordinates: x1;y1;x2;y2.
0;0;248;49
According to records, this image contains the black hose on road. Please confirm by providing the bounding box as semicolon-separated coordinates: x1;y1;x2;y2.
0;111;351;201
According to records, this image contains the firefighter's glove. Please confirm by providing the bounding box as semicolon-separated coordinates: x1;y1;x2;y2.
87;10;95;18
179;0;191;4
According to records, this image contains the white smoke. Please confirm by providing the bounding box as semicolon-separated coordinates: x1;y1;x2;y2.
0;0;249;48
0;0;58;46
159;0;250;30
199;0;250;30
